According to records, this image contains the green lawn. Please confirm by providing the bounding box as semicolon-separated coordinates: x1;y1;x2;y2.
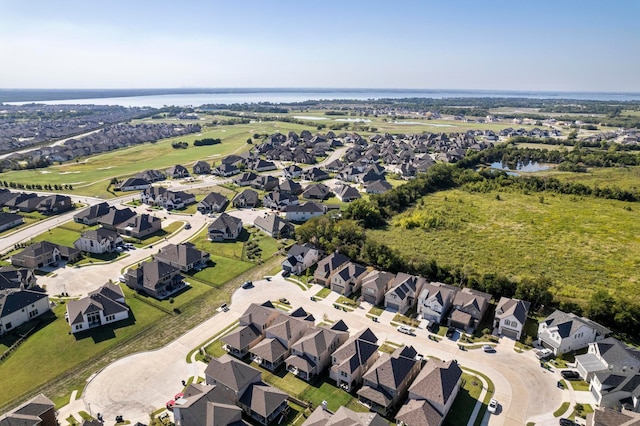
0;287;168;407
368;306;384;316
314;287;331;299
570;380;591;391
538;165;640;191
369;188;640;304
192;255;254;287
554;401;571;417
443;373;484;426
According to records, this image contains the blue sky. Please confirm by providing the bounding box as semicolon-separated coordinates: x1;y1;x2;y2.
1;0;638;91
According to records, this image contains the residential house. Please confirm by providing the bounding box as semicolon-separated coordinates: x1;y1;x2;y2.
208;213;242;241
0;394;57;426
66;282;129;334
124;259;184;300
35;194;74;215
281;243;321;276
447;288;492;332
396;359;463;426
97;206;137;231
0;287;50;336
116;214;162;239
172;383;244;426
277;179;303;196
197;192;229;214
11;241;80;269
212;162;240;177
330;261;368;296
251;314;314;371
249;159;277;172
117;177;150;191
417;282;458;325
385;273;427;315
330;328;379;392
576;337;640;383
221;302;285;359
253;214;295;239
192;160;211;175
0;212;24;232
494;297;531;340
590;371;640;413
234;172;259;186
302;406;388;426
2;192;37;210
73;228;123;254
284;202;325;222
357;345;422;416
285;322;349;381
334;184;362;202
538;310;612;355
361;270;395;306
364;180;393;194
73;202;111;225
283;164;303;179
135;169;166;182
141;187;196;210
251;175;280;192
0;266;36;291
204;355;289;425
302;167;329;182
263;192;299;211
232;189;259;208
314;252;351;287
166;164;190;179
155;242;210;272
302;183;332;200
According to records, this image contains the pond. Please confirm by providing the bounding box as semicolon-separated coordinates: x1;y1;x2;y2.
489;161;552;173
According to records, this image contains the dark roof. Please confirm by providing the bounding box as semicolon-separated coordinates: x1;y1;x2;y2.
204;355;262;393
98;206;137;227
208;213;242;235
0;288;48;318
409;359;462;409
0;212;23;227
73;202;111;222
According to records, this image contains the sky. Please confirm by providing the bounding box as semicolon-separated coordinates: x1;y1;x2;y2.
0;0;639;92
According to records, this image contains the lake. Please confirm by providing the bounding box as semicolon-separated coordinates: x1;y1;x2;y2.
490;161;552;174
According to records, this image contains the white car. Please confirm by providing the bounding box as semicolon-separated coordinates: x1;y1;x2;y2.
488;398;498;414
397;325;414;335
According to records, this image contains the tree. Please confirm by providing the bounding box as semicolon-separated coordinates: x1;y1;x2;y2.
515;276;553;310
343;199;384;228
585;289;614;325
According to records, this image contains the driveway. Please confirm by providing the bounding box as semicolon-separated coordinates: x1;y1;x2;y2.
72;274;563;425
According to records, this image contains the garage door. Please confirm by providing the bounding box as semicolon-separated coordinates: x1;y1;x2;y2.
386;302;400;311
502;328;519;339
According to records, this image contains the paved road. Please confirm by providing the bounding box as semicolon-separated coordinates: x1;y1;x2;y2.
65;274;571;426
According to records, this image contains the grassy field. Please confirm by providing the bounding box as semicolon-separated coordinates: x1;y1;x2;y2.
369;188;640;304
443;372;483;426
535;166;640;191
0;288;168;407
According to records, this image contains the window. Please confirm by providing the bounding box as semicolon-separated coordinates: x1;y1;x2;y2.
5;322;12;330
29;309;39;318
340;371;348;378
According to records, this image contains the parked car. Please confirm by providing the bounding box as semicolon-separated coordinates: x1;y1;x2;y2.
561;370;580;380
535;348;553;359
488;398;498;414
242;281;253;289
282;270;291;277
279;298;290;305
446;326;456;338
220;303;229;312
397;325;414;335
483;344;495;353
118;275;126;283
559;418;577;426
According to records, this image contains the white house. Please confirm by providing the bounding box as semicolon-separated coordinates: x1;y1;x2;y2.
66;283;129;334
73;229;123;254
538;310;611;355
0;288;50;335
417;282;458;324
281;244;321;276
494;297;531;340
284;202;325;222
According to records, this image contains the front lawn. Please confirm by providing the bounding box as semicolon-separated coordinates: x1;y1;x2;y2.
314;287;332;299
192;255;254;287
443;373;484;426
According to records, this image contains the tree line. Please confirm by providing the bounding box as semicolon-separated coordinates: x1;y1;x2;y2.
0;181;73;191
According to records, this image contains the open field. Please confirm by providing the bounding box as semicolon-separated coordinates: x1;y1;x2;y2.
368;189;640;304
533;166;640;191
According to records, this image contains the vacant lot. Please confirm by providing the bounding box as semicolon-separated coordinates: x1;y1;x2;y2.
369;189;640;304
537;166;640;191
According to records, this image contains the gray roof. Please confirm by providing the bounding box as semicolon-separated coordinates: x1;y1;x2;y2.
0;288;47;317
78;228;121;243
542;310;612;338
66;283;128;326
98;206;137;227
253;214;293;235
208;213;242;234
285;202;324;213
140;260;181;291
395;399;443;426
408;359;462;409
361;270;395;293
292;328;341;358
332;329;379;374
199;192;228;207
238;383;288;418
155;243;208;268
361;345;419;390
590;407;640;426
221;324;261;350
232;189;259;205
0;394;55;426
302;406;388;426
315;252;350;280
250;337;288;363
0;212;24;227
495;297;530;324
204;354;262;393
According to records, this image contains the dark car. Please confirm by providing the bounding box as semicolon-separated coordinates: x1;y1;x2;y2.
446;326;456;338
559;418;577;426
561;370;580;380
242;281;253;289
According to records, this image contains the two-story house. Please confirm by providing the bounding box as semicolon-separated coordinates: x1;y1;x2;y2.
396;359;462;426
73;228;123;254
417;282;458;325
73;202;111;225
281;243;321;276
251;314;313;371
0;287;50;336
196;192;228;214
284;202;325;222
314;252;350;287
124;260;184;300
538;310;611;355
154;242;210;272
447;288;492;333
285;322;349;381
494;297;531;340
302;406;387;426
66;282;129;334
221;302;286;359
357;345;422;416
253;214;295;239
232;189;260;208
384;273;427;315
330;328;379;392
361;270;396;306
330;261;368;297
208;213;242;241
